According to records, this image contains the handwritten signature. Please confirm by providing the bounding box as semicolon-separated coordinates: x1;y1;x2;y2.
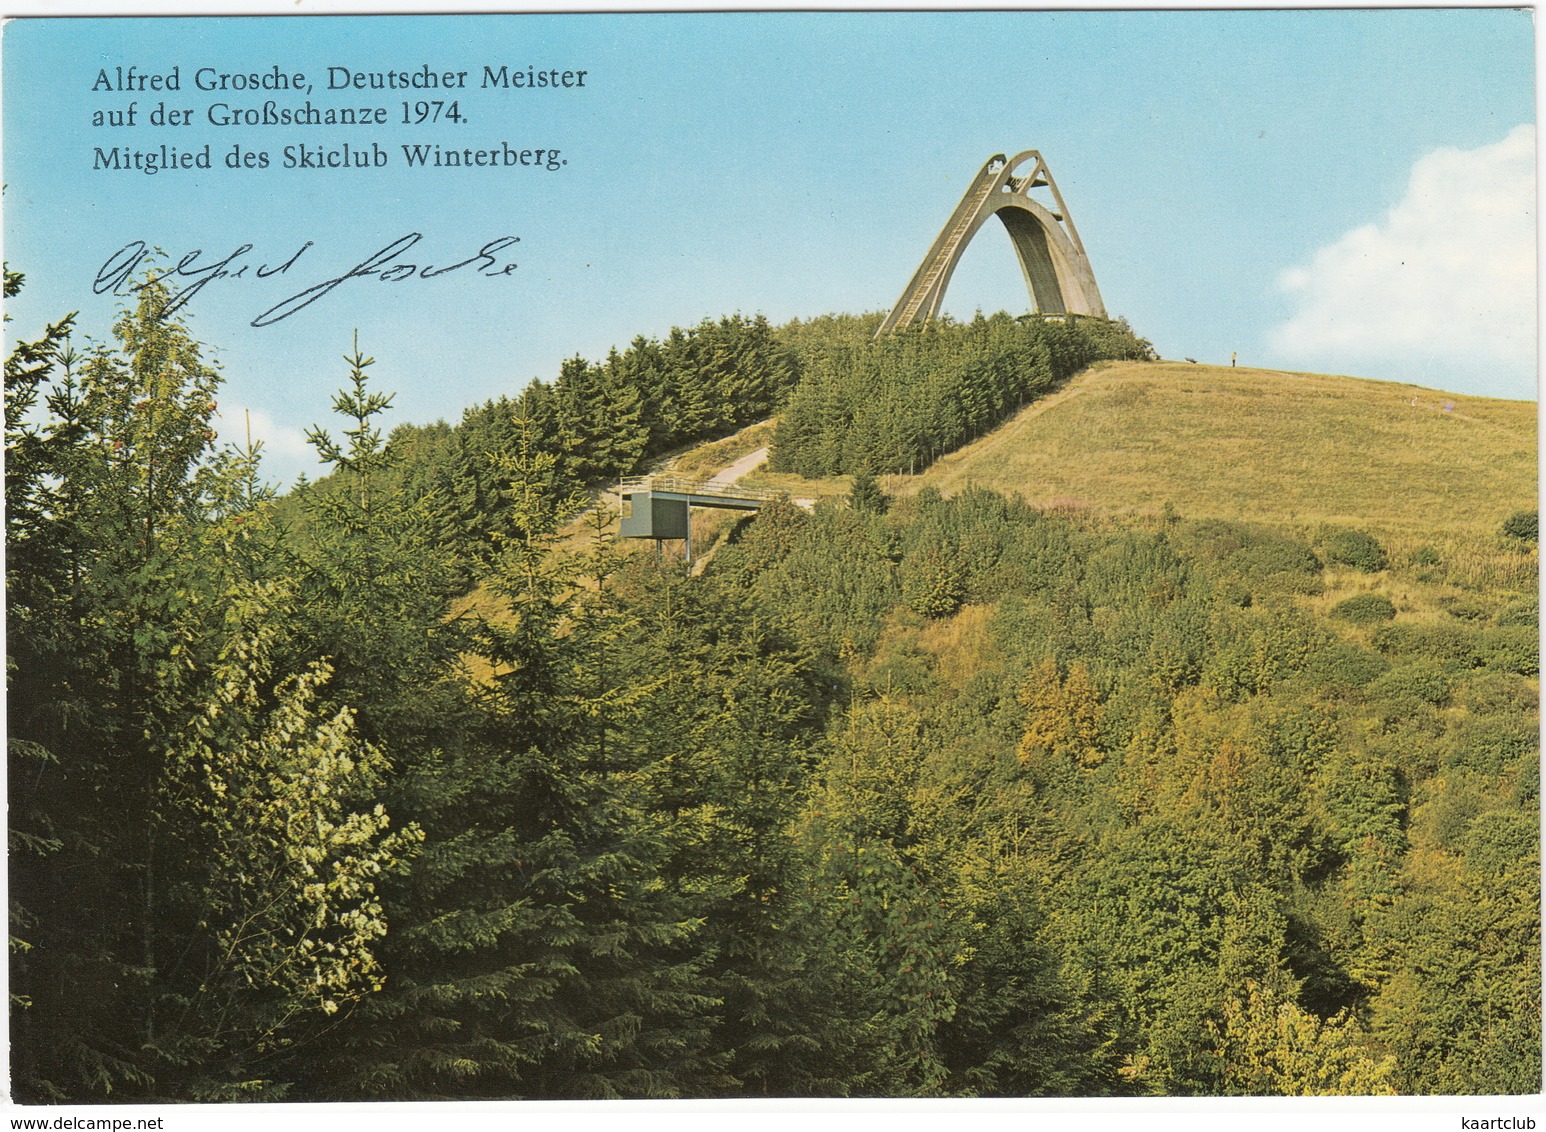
93;233;521;327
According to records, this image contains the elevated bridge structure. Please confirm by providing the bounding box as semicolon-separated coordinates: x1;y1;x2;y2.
877;150;1107;336
618;474;782;562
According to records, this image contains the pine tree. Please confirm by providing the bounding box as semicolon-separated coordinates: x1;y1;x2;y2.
6;270;85;1092
9;274;416;1100
320;416;723;1099
849;467;889;515
288;336;465;743
7;272;234;1098
604;561;860;1095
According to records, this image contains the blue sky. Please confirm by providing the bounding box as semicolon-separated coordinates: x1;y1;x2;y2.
3;10;1536;486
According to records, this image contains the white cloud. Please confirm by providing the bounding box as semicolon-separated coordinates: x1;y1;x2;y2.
215;403;316;485
1268;124;1537;398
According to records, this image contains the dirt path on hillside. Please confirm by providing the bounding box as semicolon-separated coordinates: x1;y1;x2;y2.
703;446;769;486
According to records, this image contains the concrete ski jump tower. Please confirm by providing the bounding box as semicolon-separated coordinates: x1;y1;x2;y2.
877;151;1107;336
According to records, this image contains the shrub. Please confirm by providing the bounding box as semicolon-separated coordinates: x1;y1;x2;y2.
1372;622;1479;666
1463;811;1539;876
1452;671;1538;716
1438;595;1492;622
1495;594;1538;628
1475;626;1539;676
1367;658;1452;707
1330;593;1396;624
1427;789;1486;851
1321;528;1388;572
1500;509;1538;543
1443;713;1538;776
1515;758;1539;805
1184;520;1320;576
1180;522;1323;606
1303;639;1388;688
861;643;936;696
900;541;966;619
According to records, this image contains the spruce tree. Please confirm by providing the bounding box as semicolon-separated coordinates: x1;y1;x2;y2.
9;275;415;1100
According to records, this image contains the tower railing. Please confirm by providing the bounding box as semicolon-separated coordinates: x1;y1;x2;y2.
616;475;784;503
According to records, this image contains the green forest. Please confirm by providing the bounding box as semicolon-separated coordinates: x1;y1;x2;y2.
6;267;1539;1101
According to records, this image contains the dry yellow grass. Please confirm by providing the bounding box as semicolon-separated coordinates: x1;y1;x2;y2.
917;603;998;690
899;361;1536;543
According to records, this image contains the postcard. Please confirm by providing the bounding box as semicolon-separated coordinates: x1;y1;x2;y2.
3;8;1537;1130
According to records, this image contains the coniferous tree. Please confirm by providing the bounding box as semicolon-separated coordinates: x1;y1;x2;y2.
849;467;889;515
10;277;416;1100
605;561;860;1095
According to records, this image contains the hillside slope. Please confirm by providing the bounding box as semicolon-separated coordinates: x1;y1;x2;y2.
894;361;1535;542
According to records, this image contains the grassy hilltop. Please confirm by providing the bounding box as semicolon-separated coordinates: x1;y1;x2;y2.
905;361;1536;540
746;360;1535;545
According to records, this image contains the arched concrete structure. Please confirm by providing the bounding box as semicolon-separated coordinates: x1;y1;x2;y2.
876;151;1107;336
